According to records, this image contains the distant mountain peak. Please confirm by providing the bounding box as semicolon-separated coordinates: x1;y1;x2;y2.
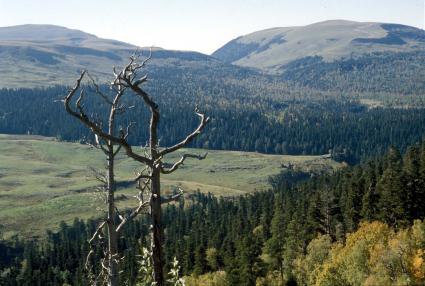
212;20;425;73
0;24;97;41
0;24;220;88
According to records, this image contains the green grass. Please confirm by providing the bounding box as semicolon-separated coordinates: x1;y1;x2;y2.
0;134;342;237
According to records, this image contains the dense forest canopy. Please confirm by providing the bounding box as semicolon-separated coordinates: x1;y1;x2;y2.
1;85;425;164
1;142;425;285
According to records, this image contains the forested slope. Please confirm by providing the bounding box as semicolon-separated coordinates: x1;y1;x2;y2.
1;87;425;164
1;142;424;285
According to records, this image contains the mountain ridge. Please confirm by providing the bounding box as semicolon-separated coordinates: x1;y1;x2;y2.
212;20;425;73
1;21;425;95
0;24;224;88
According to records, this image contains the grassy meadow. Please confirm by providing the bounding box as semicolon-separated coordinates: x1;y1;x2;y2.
0;134;342;237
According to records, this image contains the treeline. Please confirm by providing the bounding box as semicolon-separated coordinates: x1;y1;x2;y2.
1;142;425;285
1;87;425;164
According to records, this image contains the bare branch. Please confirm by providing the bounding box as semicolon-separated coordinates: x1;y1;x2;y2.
88;221;107;245
136;178;150;195
89;167;108;185
76;89;86;115
86;71;114;105
115;177;151;233
115;207;125;222
161;187;184;204
116;201;150;233
85;221;107;271
85;250;95;270
95;134;110;154
101;258;110;273
122;78;158;110
139;48;152;69
64;74;153;166
128;48;152;80
133;75;148;87
134;166;152;183
159;106;209;157
135;173;153;182
84;134;109;155
112;52;155;110
112;145;122;157
161;152;207;174
112;122;133;156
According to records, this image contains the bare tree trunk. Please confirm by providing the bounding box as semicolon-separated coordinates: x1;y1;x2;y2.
149;104;164;285
107;152;119;286
65;55;209;285
107;226;119;285
150;168;164;285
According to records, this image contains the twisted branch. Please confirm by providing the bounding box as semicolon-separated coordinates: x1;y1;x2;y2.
159;106;209;157
64;71;153;166
116;201;150;233
85;221;107;270
161;188;184;204
160;152;208;174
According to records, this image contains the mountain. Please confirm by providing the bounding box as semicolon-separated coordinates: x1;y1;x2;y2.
0;24;225;88
212;20;425;94
212;20;425;72
2;22;425;95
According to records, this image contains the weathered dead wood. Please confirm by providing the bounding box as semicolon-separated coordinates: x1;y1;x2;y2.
65;51;209;286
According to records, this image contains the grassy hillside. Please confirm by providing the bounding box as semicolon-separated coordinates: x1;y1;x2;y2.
212;20;425;72
0;25;226;88
0;134;342;237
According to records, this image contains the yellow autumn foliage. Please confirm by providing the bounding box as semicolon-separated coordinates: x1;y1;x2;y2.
184;271;227;286
412;249;424;280
293;234;333;286
294;220;425;286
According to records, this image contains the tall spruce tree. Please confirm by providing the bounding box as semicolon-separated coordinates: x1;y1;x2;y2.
360;161;378;221
403;145;421;220
377;147;406;227
265;194;286;282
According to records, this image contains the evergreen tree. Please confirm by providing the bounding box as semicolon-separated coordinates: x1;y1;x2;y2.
377;147;406;227
265;194;286;282
403;145;421;220
360;161;378;220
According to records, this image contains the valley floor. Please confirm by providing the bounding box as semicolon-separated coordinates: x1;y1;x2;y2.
0;134;341;238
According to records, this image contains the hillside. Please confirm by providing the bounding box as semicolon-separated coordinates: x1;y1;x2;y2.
2;23;425;95
212;20;425;94
0;134;341;237
212;20;425;72
0;24;227;88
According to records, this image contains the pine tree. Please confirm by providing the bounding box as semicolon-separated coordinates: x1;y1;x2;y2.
416;143;425;219
377;147;406;227
265;194;286;282
403;145;421;220
307;191;325;234
342;170;363;232
361;161;378;221
193;246;207;276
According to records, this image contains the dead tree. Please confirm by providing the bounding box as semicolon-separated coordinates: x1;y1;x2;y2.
64;53;209;286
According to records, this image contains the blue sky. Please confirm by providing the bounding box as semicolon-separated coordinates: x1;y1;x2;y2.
0;0;423;54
